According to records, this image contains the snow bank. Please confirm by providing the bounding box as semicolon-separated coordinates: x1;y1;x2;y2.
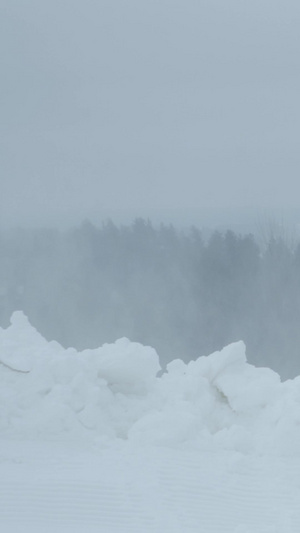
1;311;300;455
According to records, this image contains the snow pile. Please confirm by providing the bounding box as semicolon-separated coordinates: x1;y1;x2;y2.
1;311;300;455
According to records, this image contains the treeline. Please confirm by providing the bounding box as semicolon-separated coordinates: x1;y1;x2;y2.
1;218;300;379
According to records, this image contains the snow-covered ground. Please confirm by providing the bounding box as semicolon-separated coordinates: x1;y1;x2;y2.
1;312;300;532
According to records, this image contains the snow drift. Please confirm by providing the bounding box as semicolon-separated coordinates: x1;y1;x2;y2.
1;311;300;455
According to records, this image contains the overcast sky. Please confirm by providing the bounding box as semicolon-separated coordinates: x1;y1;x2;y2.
2;0;300;229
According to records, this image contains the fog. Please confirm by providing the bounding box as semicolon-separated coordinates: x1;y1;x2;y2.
2;2;300;379
2;1;300;228
0;220;300;380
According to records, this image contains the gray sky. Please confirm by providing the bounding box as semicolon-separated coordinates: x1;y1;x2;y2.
2;0;300;228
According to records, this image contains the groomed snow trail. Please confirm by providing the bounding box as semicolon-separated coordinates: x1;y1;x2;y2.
1;439;300;533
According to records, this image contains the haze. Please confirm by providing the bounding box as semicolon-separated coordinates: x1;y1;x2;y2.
2;0;300;228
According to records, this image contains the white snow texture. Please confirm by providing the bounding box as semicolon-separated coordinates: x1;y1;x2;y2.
1;311;299;455
2;312;300;533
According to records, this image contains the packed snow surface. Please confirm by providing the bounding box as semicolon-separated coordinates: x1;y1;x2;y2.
1;312;300;532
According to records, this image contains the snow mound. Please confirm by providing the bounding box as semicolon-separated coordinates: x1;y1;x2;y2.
1;312;300;455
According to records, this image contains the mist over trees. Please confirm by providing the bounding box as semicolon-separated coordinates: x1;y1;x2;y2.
0;219;300;379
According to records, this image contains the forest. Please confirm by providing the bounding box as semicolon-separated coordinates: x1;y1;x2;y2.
1;218;299;380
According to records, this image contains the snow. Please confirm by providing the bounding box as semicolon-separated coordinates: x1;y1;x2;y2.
1;312;300;531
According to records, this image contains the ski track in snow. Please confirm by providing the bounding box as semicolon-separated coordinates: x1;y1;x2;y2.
1;439;300;533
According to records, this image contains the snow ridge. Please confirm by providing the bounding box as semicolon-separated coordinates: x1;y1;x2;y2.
1;311;300;456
